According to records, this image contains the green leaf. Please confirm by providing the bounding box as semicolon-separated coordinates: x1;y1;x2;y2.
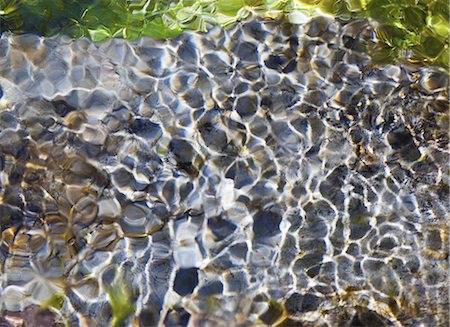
419;35;446;59
216;0;245;17
41;293;65;310
88;26;111;41
375;24;408;48
402;6;426;31
142;17;182;39
427;14;450;37
106;274;135;327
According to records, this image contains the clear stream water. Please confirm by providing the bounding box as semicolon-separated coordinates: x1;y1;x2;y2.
0;16;448;326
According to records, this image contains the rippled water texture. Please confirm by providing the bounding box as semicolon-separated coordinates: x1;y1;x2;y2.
0;17;448;326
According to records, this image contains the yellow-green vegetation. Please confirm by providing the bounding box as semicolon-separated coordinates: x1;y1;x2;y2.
105;272;136;327
40;293;70;327
0;0;448;68
260;299;285;325
40;293;65;310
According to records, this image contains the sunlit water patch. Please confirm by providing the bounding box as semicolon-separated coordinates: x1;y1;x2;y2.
0;16;448;326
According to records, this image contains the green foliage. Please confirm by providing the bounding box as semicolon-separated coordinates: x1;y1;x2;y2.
0;0;448;68
41;293;65;310
105;273;136;327
361;0;449;68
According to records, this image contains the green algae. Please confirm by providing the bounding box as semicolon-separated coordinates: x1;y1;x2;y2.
0;1;448;66
260;299;284;325
104;270;136;327
40;293;65;311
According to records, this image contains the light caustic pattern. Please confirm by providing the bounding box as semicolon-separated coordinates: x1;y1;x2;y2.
0;16;448;327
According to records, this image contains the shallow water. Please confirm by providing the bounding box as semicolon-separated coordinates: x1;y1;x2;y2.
0;16;448;326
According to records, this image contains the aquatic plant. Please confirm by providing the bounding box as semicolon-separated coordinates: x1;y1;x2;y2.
105;273;136;327
0;0;448;68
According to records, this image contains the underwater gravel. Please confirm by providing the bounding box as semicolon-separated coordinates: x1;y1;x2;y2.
0;16;448;327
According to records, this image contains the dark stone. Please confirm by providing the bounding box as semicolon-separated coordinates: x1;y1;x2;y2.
265;55;287;71
235;82;249;94
0;112;18;129
343;35;357;50
173;268;199;296
199;122;228;150
301;294;321;312
426;230;442;250
378;237;397;250
400;145;421;161
208;254;234;271
9;165;24;185
203;53;231;78
346;243;360;256
169;139;195;165
359;164;380;178
242;21;266;41
283;60;297;74
229;242;248;259
304;90;327;107
350;128;364;144
305;17;330;37
208;216;236;241
101;266;116;286
296;253;323;271
183;89;204;108
252;81;265;91
224;270;248;293
291;117;308;134
198;281;223;296
299;238;327;254
139;46;164;74
363;259;385;272
350;307;389;327
348;198;368;224
236;42;258;62
280;86;298;108
225;161;254;189
0;205;12;227
305;144;321;157
130;118;162;140
280;234;298;265
52;99;77;117
112;167;134;188
253;210;282;239
179;182;193;202
285;293;321;315
164;308;191;327
353;262;363;276
0;129;28;158
387;127;415;150
162;180;175;204
177;40;198;63
150;259;173;305
349;224;371;240
291;182;306;198
138;308;159;327
306;265;321;278
235;95;258;117
319;166;348;206
4;186;24;209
